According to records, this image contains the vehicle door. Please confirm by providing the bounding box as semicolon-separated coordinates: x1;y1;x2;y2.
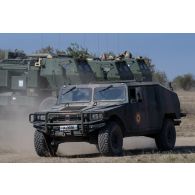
127;86;147;132
144;86;160;130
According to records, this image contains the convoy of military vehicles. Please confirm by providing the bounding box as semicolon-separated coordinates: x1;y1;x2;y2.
0;50;152;111
0;49;184;157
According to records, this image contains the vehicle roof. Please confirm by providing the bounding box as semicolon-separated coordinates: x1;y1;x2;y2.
64;80;159;87
63;80;174;92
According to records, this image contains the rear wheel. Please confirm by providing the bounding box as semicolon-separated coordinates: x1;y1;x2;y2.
155;119;176;151
34;130;58;157
98;121;123;156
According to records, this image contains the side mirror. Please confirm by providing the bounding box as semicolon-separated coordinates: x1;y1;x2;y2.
169;82;173;91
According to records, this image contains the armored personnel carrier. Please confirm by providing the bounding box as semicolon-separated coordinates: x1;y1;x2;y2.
29;81;183;157
92;51;153;82
0;50;154;114
0;51;96;112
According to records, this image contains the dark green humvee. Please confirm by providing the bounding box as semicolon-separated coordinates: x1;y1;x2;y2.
29;81;183;156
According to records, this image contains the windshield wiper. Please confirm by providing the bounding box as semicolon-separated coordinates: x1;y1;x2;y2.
62;86;76;95
98;85;113;92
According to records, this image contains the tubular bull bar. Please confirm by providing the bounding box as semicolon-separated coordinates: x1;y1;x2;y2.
29;111;84;133
29;111;105;134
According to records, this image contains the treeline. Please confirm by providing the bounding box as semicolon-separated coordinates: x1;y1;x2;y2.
172;74;195;90
152;70;195;91
36;43;91;58
0;43;91;60
0;44;194;91
0;49;5;59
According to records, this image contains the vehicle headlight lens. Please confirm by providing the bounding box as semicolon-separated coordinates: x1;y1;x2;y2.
91;113;103;120
37;115;46;121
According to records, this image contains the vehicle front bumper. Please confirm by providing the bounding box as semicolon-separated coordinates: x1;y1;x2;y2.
29;111;106;137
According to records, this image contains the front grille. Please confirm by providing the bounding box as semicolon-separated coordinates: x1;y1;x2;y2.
49;113;82;123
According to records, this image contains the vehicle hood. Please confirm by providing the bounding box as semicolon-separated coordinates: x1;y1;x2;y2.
82;104;124;113
50;104;88;112
49;103;124;113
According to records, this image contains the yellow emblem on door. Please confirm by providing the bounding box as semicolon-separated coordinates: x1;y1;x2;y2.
136;112;141;124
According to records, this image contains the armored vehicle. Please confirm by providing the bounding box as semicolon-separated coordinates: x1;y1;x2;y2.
93;51;153;82
125;57;152;81
29;81;183;157
87;58;134;81
0;51;96;112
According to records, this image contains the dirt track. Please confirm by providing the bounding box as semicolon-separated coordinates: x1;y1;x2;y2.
0;117;195;162
1;136;195;163
0;90;195;163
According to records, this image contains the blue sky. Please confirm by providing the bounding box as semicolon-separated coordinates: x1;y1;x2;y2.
0;33;194;80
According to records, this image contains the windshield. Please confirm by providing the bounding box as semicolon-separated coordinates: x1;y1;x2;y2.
59;87;92;104
94;86;126;101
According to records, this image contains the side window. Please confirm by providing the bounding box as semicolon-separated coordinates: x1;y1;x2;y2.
129;87;143;103
136;87;143;103
129;88;136;103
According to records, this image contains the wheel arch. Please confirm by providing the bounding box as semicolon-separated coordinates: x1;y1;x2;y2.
109;115;126;136
164;113;176;120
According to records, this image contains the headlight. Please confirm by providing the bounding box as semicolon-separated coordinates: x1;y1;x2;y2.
91;113;103;121
37;115;46;121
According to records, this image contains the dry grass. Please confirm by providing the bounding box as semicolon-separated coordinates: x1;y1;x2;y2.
177;90;195;114
176;90;195;137
1;148;195;163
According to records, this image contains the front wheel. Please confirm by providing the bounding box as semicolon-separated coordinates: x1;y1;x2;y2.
98;121;123;156
34;130;58;157
155;119;176;151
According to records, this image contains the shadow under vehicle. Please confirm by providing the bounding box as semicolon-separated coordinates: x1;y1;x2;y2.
29;81;184;157
0;51;96;113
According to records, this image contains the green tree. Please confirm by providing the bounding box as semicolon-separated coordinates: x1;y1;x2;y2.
146;57;168;86
153;70;168;86
36;45;54;54
173;74;194;90
144;57;155;72
65;43;90;58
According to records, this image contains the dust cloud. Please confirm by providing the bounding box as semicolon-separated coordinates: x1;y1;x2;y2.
0;106;99;156
0;108;34;154
0;107;156;159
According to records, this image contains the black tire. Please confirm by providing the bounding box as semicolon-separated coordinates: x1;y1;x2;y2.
155;119;176;151
98;121;123;156
34;130;58;157
95;144;99;152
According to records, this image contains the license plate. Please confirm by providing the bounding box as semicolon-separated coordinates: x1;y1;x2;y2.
60;125;78;131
